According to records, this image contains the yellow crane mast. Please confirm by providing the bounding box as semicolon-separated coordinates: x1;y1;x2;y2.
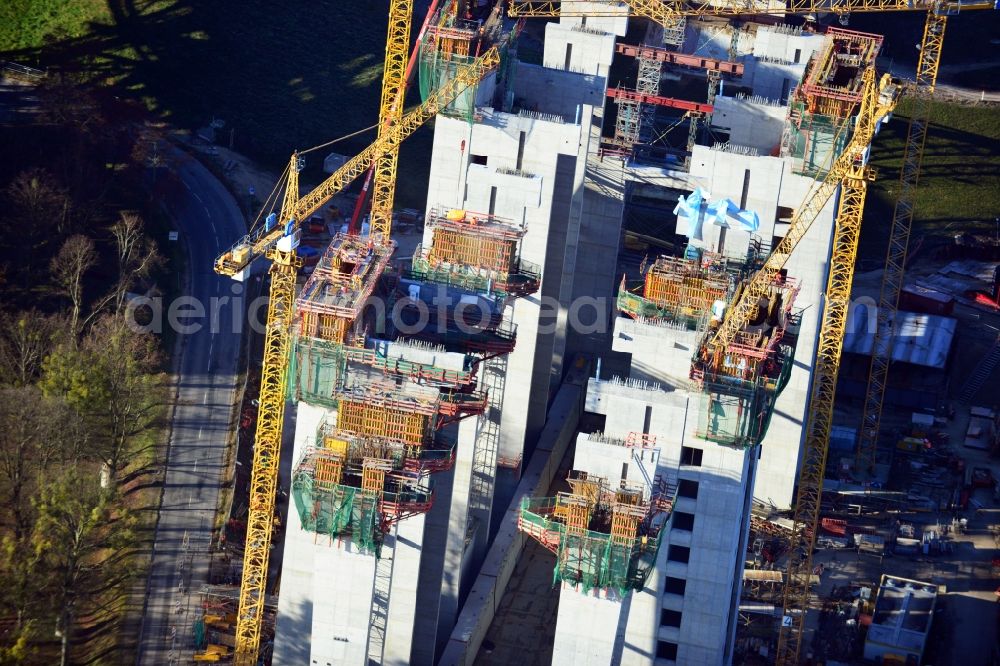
371;0;414;246
217;46;502;666
855;10;946;472
774;68;900;666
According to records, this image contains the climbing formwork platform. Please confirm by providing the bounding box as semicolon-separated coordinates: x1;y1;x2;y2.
291;441;434;556
417;3;513;122
690;274;800;448
782;27;883;176
517;472;676;596
287;337;479;406
409;208;541;299
617;254;736;329
295;233;395;344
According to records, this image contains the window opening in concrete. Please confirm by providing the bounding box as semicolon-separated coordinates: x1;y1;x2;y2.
678;479;699;499
673;512;695;532
664;576;687;595
488;186;498;215
516;131;526;171
667;545;690;563
780;78;792;104
643;405;653;435
564;43;573;70
680;446;703;467
471;154;488;166
794;48;802;64
660;609;682;628
621;462;628;482
656;641;679;660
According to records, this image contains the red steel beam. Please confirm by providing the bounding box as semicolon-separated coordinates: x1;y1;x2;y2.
606;87;714;114
616;43;744;75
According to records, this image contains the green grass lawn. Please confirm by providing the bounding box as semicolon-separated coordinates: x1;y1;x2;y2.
0;0;434;208
858;98;1000;264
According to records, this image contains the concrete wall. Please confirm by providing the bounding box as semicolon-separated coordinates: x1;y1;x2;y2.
438;357;591;665
513;63;606;122
711;95;787;154
274;402;376;666
541;4;626;79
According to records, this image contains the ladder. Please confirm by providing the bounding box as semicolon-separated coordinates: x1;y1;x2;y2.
958;334;1000;404
365;522;397;666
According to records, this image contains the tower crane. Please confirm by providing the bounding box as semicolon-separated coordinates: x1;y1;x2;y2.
215;46;502;666
504;4;992;661
774;68;900;665
854;10;947;472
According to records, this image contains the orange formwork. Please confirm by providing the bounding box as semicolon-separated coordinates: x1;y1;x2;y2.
337;398;432;446
425;208;525;273
295;233;395;343
643;256;731;316
799;27;883;117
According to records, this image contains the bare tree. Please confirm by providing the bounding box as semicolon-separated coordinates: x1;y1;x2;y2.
0;310;56;386
81;212;163;328
50;235;97;342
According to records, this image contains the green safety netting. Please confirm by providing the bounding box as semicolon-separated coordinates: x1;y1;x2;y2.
292;473;382;556
520;498;663;596
285;337;346;406
616;288;706;330
696;346;794;448
786;102;851;177
416;30;514;122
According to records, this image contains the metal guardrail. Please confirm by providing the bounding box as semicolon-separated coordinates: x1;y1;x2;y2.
1;61;46;82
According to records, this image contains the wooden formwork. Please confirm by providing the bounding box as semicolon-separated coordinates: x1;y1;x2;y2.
429;228;517;274
644;256;730;316
337;398;430;446
298;311;349;344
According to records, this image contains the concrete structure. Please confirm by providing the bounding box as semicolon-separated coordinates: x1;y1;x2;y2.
272;8;631;665
272;10;870;666
513;19;866;666
864;575;939;664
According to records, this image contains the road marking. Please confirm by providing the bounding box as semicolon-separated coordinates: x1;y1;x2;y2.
191;189;204;204
197;427;203;440
192;460;198;475
203;389;209;403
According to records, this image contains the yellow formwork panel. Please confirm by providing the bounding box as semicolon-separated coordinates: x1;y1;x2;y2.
429;228;515;274
337;399;428;445
323;436;350;457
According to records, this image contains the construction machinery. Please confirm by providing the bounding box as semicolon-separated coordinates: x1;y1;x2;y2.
774;68;899;665
214;44;503;666
509;3;987;660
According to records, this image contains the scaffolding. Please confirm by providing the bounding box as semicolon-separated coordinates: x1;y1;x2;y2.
617;254;736;329
337;394;435;446
291;445;434;556
410;208;540;298
782;27;883;176
517;472;675;596
417;3;512;122
295;233;395;344
690;275;800;448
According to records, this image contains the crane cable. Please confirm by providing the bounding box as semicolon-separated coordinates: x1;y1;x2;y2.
299;121;381;155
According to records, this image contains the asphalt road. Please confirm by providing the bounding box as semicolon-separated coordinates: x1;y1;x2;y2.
135;146;246;664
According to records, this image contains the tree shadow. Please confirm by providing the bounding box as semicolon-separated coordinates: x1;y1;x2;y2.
1;1;395;169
